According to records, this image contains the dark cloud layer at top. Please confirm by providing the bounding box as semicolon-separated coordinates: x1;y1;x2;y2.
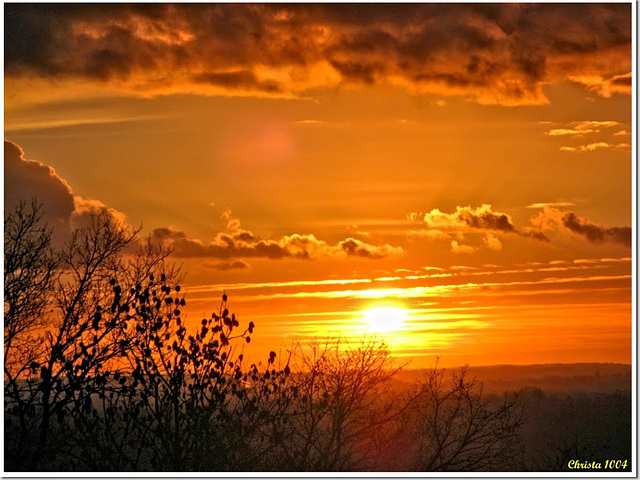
4;3;631;104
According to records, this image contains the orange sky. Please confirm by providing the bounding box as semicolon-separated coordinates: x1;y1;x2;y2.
4;3;634;367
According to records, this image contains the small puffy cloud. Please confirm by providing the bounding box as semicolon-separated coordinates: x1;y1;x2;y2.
421;204;516;232
483;233;502;251
409;204;549;253
451;240;476;254
338;237;403;259
546;128;592;137
529;207;565;230
456;205;517;232
560;142;612;152
421;208;466;230
531;207;631;247
420;204;548;241
72;196;128;230
559;141;629;153
613;130;629;136
545;120;621;137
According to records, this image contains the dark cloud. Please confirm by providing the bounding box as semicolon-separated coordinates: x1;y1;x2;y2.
456;207;516;233
338;238;401;259
531;207;631;248
611;75;632;87
4;139;127;235
150;227;296;259
205;260;250;271
562;212;631;247
193;70;282;93
519;228;551;243
4;3;631;104
4;140;75;229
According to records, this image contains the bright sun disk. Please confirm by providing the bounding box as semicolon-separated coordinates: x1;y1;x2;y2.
363;306;407;333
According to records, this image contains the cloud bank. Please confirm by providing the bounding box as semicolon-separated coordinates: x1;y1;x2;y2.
4;140;403;263
150;226;403;261
417;204;549;242
411;203;631;252
4;140;126;233
5;3;631;104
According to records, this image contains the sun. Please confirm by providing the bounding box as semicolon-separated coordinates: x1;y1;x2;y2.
363;306;407;333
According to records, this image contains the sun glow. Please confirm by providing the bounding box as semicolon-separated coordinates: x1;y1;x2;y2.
363;306;407;333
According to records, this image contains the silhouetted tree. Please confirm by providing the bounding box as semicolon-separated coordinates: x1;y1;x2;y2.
64;286;293;471
4;205;175;470
404;365;523;471
4;201;59;470
4;201;294;472
268;339;402;471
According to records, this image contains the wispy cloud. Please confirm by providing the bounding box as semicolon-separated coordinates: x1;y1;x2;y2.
197;274;631;303
4;114;163;132
568;72;632;98
187;256;630;296
526;201;575;209
545;120;622;138
293;120;329;125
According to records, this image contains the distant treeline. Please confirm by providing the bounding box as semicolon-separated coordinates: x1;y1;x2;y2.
396;364;632;395
4;202;632;472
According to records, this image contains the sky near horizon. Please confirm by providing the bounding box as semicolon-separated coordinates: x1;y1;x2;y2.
4;3;633;367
